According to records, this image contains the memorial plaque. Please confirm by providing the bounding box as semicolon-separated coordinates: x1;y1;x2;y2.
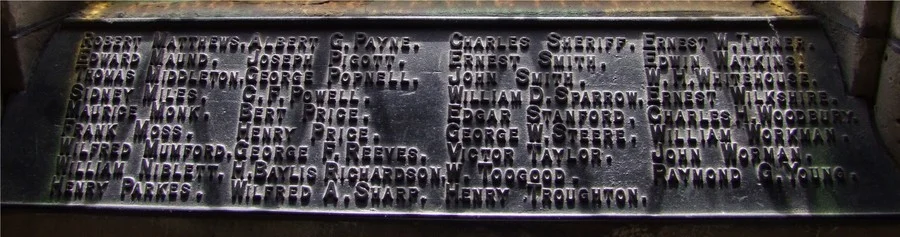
4;17;900;218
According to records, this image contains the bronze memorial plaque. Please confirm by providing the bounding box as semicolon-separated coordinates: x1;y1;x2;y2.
3;17;899;218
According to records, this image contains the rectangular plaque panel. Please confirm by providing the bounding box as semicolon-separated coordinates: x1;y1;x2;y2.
4;17;900;218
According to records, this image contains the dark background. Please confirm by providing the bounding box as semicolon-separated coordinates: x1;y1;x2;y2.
3;1;899;236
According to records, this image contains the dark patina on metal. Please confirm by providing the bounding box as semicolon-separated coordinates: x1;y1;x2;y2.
3;17;899;218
